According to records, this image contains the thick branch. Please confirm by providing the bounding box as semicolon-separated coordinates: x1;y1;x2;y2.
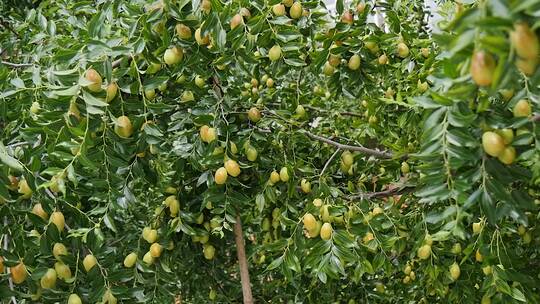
233;215;253;304
303;130;403;159
1;61;33;68
345;186;414;201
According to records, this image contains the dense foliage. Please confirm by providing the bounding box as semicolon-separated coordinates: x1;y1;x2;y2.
0;0;539;303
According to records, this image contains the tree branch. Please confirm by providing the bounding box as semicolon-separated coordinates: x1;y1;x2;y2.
0;19;20;39
532;114;540;122
344;186;414;201
233;215;253;304
1;61;33;68
303;105;364;118
3;217;17;304
302;130;404;159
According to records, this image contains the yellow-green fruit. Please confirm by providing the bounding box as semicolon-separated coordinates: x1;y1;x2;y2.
270;171;280;184
421;47;430;58
209;289;217;300
106;82;118;102
342;151;354;167
296;104;306;117
328;54;341;67
517;225;526;236
68;294;82;304
481;295;491;304
55;262;72;280
103;289;117;304
523;231;532;244
397;42;409;58
516;58;538;76
404;264;412;275
452;243;462;255
203;244;216;260
475;249;483;262
290;2;302;19
320;205;331;222
372;206;383;216
496;129;514;145
181;90;195;102
230;142;238;154
375;282;385;294
312;198;323;207
500;89;514;101
85;68;102;92
417;244;431;260
341;11;353;24
224;159;241;177
195;28;210;45
482;265;492;275
150;243;163;258
300;179;311;193
482;131;505;157
320;222;333;240
32;203;49;220
401;162;410;174
303;213;317;231
214;167;228;185
53;243;68;260
30;101;41;113
205;127;217;143
378;54;388;64
449;262;460;281
40;268;57;289
124;252;137;268
470;51;495;86
114;116;133;138
269;45;282;61
497;146;516;165
175;23;192;39
417;80;428;92
266;78;274;87
248;107;261;122
143;251;154;265
230;13;244;30
142;227;158;243
83;254;97;272
273;4;286;16
144;89;156;100
195;75;206;88
424;234;433;246
348;54;361;70
18;179;32;198
168;196;180;217
323;61;335;76
365;41;379;53
11;262;27;284
472;221;482;234
50;211;65;232
513;99;531;117
279;167;289;182
147;62;161;74
246;146;258;161
510;22;539;60
164;47;183;65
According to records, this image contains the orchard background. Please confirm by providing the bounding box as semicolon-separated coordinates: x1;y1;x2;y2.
1;0;539;303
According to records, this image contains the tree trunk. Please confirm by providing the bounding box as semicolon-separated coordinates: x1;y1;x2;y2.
233;214;253;304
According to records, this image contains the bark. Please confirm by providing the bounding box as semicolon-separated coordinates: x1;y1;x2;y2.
233;215;253;304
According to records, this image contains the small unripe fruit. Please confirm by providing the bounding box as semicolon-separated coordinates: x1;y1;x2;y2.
312;198;323;207
482;265;492;275
30;101;40;113
124;252;137;268
55;262;72;280
401;162;410;174
215;167;228;184
248;107;261;122
114;115;133;138
510;22;539;60
143;251;154;265
300;179;311;193
513;99;531;117
470;51;495;86
495;129;514;145
53;243;68;260
85;68;102;92
341;11;353;25
279;167;289;182
201;0;211;13
270;171;280;184
397;42;409;58
18;179;32;198
195;75;206;88
181;90;195;102
224;159;241;177
290;2;302;19
68;294;82;304
195;28;210;45
11;262;27;284
342;151;354;167
150;243;163;258
365;41;379;53
356;2;366;13
246;146;258;161
50;211;65;232
417;244;431;260
40;268;57;289
303;213;317;232
421;47;430;58
168;196;180;217
230;14;243;29
203;244;215;260
497;146;516;165
451;243;462;255
472;221;482;234
378;54;388;65
144;88;156;100
404;264;412;275
32;203;49;220
164;47;183;65
475;249;483;262
269;45;282;61
348;54;361;70
273;4;286;16
147;62;161;74
517;225;526;236
320;222;333;240
176;24;192;39
296;104;306;117
516;57;538;76
482;131;505;157
449;262;460;281
83;254;97;272
323;61;335;76
106;82;118;102
142;227;158;243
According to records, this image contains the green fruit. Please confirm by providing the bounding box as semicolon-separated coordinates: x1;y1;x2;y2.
40;268;57;289
510;22;539;60
214;167;228;185
397;42;409;58
106;83;118;102
83;254;97;272
144;88;156;100
348;54;361;70
289;2;302;19
342;151;353;167
417;244;431;260
55;262;72;280
449;262;460;281
401;162;410;174
323;61;335;76
114;116;133;138
163;47;183;65
203;244;215;260
68;294;82;304
268;45;282;61
85;68;102;92
513;99;531;117
300;179;311;193
495;129;514;145
175;23;192;39
279;167;289;182
124;252;137;268
482;131;505;157
470;51;495;86
273;4;286;16
248;107;261;122
195;75;206;88
246;146;258;161
320;222;333;240
497;146;516;165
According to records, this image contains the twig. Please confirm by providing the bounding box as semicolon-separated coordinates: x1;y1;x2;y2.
1;61;33;68
344;186;414;201
111;56;132;68
3;217;17;304
340;111;363;117
320;148;340;177
302;130;402;159
233;215;253;304
303;105;364;118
